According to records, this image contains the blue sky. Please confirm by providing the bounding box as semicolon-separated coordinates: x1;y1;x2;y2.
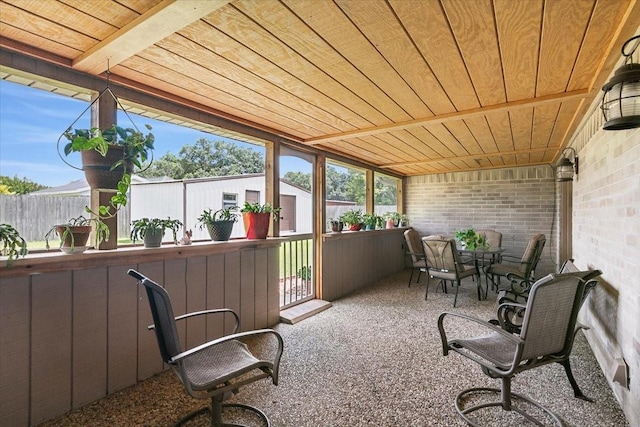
0;79;308;187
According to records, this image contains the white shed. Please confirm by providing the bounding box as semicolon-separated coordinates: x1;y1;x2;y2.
130;173;312;241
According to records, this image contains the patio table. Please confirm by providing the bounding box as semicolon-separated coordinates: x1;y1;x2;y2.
457;246;505;299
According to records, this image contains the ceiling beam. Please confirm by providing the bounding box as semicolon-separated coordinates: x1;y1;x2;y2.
72;0;230;74
305;89;591;145
379;147;553;168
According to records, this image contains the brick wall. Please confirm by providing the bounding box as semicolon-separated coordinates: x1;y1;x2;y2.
571;125;640;427
405;166;558;276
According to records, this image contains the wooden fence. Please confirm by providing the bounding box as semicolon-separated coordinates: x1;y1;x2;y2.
0;195;130;242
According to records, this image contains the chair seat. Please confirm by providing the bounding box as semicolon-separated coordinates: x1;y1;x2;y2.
451;332;515;370
413;259;427;268
182;340;270;391
486;263;522;278
428;264;476;281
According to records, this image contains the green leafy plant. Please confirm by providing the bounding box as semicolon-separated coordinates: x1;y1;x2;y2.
198;206;239;226
339;209;364;227
130;217;183;245
240;202;282;220
454;228;488;250
63;124;154;219
298;265;312;281
44;215;110;251
0;223;28;267
362;212;381;229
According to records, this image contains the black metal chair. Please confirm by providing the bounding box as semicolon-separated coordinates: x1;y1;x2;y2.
438;273;589;426
128;269;284;427
485;233;546;291
422;237;481;306
492;260;602;401
403;228;427;287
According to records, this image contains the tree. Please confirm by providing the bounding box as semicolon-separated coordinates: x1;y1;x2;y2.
140;138;264;179
374;175;397;205
283;171;312;191
0;175;48;194
326;166;351;201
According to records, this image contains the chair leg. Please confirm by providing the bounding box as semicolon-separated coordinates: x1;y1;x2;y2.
408;268;415;287
558;359;593;402
425;274;430;300
453;279;460;307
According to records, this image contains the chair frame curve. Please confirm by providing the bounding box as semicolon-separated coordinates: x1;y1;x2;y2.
437;273;588;426
128;269;284;427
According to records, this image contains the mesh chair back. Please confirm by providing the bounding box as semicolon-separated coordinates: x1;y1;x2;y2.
139;277;183;363
404;229;423;263
519;274;584;360
422;238;464;273
519;234;545;276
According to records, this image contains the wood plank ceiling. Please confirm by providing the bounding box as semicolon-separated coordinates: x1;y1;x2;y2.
1;0;639;176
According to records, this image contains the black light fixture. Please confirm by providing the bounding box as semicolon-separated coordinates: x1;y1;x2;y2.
601;35;640;130
556;147;578;182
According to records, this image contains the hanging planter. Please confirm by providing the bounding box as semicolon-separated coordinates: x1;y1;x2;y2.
57;81;154;221
80;146;133;190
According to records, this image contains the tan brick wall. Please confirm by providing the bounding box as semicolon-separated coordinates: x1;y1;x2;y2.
572;126;640;427
405;166;559;276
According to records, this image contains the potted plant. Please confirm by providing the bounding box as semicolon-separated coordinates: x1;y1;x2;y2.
383;211;402;228
328;218;344;232
197;207;238;241
399;214;409;227
454;228;488;250
62;124;154;219
44;215;110;254
131;217;183;248
0;223;28;267
240;202;281;239
362;213;380;230
339;209;364;231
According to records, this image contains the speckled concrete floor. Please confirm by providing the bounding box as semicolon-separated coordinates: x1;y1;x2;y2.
39;272;628;427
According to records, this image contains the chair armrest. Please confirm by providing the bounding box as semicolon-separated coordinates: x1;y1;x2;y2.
495;301;527;333
406;250;425;260
148;308;240;334
438;311;525;375
437;311;523;355
171;328;285;381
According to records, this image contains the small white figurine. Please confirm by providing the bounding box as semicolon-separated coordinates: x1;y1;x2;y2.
178;229;192;245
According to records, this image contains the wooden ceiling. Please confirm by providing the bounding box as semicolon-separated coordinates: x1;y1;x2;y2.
1;0;639;176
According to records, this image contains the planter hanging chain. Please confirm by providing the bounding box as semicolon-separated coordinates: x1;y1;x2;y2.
56;59;154;172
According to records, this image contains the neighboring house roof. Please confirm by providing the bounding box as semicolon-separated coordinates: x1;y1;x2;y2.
32;179;89;196
32;175;157;196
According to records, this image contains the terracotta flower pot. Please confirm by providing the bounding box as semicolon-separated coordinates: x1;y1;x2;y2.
242;212;271;239
56;225;91;253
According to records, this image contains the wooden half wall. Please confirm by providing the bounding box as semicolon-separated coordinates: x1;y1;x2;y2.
0;240;281;426
321;228;407;301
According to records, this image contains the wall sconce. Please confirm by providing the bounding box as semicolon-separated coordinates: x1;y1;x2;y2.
556;147;578;182
601;35;640;130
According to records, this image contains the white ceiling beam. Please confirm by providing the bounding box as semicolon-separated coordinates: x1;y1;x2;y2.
73;0;230;74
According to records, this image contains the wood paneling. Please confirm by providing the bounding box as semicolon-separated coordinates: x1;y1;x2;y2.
72;268;108;407
0;241;282;425
0;275;30;426
321;229;406;301
1;1;639;177
30;272;72;424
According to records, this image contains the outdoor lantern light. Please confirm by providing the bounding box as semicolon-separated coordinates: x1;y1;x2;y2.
601;35;640;130
556;147;578;182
